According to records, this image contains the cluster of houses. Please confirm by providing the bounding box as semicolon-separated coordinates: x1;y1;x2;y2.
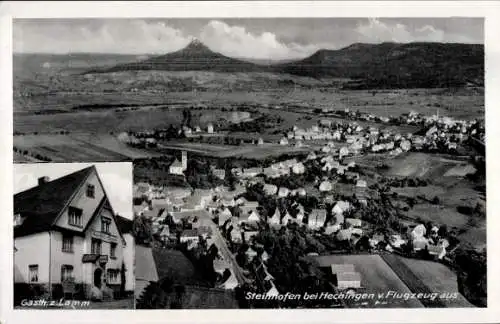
134;163;453;297
380;223;450;260
129;110;476;297
232;158;306;180
181;123;215;136
274;120;413;157
273;109;484;157
117;122;218;148
133;183;241;290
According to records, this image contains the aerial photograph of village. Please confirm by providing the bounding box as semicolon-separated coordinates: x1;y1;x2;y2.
12;17;485;309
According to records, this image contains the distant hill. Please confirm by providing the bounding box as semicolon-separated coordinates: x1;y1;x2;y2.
273;42;484;88
237;57;298;66
79;41;484;89
14;53;143;76
86;39;266;74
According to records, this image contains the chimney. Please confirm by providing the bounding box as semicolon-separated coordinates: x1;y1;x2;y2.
38;176;50;186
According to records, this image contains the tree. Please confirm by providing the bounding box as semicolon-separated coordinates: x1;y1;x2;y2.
132;215;153;246
208;244;219;260
120;262;126;297
454;248;487;307
135;282;168;309
225;161;237;191
435;225;447;238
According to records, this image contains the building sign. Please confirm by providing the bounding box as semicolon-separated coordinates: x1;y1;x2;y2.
98;255;108;264
91;230;118;243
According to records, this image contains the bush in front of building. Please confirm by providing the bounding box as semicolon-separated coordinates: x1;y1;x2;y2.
13;283;50;306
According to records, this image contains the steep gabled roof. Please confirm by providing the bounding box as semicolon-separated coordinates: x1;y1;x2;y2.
116;215;133;235
169;158;183;169
14;166;94;237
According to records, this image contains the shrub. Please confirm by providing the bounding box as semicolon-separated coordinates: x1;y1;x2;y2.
135;281;168;309
457;205;474;215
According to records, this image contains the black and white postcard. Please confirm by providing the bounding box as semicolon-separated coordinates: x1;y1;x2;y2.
1;1;499;324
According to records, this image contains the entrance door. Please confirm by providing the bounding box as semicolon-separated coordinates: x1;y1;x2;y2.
93;268;102;288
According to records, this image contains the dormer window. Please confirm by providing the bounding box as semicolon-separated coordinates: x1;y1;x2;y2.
14;213;23;227
86;184;95;198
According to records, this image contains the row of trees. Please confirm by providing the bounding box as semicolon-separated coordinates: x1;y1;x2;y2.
379;176;429;188
185;158;224;189
13;146;52;162
249;226;336;308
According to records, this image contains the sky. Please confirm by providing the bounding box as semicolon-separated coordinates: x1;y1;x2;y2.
13;162;133;220
13;18;483;60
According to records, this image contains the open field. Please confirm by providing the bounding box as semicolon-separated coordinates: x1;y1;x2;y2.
157;141;309;160
341;150;485;249
13;151;40;162
385;153;485;248
14;99;421;138
382;254;473;307
14;66;484;118
14;82;482;134
71;133;165;159
314;254;424;308
15;106;218;134
13;134;159;162
406;205;469;228
384;153;475;179
457;223;487;251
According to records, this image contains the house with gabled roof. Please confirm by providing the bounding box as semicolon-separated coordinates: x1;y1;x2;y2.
281;210;293;225
332;201;351;217
217;207;233;226
243;230;259;243
345;218;362;228
336;272;362;290
239;206;260;224
278;187;290;198
319;180;333;192
245;247;258;262
263;184;278;196
268;208;281;226
308;209;327;229
13;166;129;300
307;151;317;160
169;158;185;175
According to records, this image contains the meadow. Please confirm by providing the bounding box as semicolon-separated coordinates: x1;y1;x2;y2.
380;254;472;307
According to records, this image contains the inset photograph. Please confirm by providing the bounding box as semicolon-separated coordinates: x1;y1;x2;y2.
13;162;135;309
